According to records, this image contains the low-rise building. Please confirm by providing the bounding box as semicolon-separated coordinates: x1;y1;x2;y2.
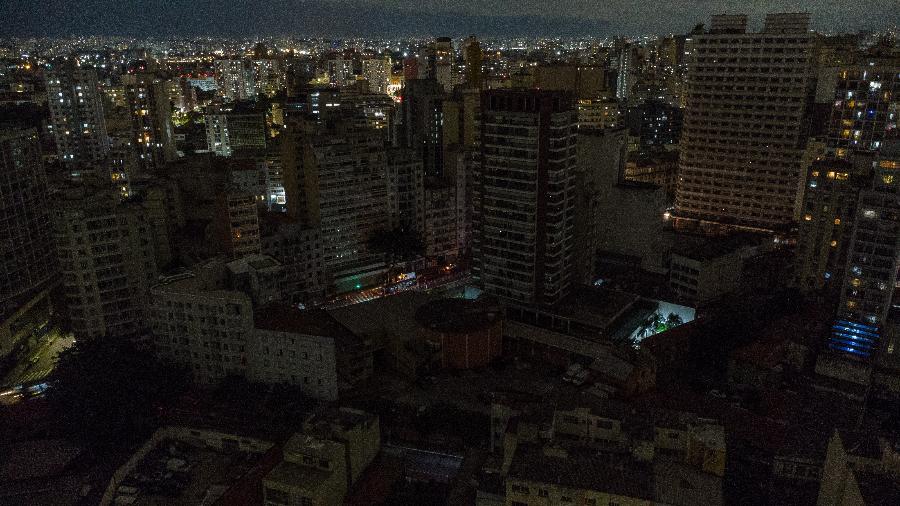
260;213;326;305
101;426;276;506
668;234;768;307
264;434;347;506
149;262;370;396
264;409;380;506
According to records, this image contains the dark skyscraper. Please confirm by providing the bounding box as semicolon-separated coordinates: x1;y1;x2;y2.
0;129;55;306
463;35;484;90
676;13;814;231
475;89;578;306
401;79;445;178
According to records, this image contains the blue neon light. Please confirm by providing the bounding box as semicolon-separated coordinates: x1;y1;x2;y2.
828;319;880;359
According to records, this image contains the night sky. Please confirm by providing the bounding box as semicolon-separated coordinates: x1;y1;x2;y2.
2;0;898;37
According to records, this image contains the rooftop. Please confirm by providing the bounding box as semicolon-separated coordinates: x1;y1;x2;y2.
225;254;281;274
549;285;641;334
0;439;82;482
507;443;653;500
282;433;344;461
115;438;268;506
670;232;764;262
264;460;333;492
254;305;359;344
305;406;376;434
414;298;501;333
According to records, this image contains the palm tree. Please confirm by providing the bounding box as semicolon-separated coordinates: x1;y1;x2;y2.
665;312;685;329
368;226;424;293
638;312;664;339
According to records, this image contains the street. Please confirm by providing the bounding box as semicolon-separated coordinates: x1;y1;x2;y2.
1;328;74;390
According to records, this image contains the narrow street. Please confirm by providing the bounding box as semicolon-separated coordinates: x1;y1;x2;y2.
1;328;74;389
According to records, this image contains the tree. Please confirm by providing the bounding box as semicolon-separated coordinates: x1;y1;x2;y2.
665;312;685;329
640;312;664;338
367;226;424;292
46;337;189;451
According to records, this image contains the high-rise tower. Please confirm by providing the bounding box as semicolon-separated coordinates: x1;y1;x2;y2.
474;89;578;306
675;13;814;231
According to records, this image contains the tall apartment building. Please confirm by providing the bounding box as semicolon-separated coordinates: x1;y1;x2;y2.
171;77;198;112
214;59;255;102
282;116;389;293
794;158;872;292
628;99;683;152
150;265;255;385
51;187;158;339
475;89;578;306
402;79;445;178
216;191;261;258
385;148;425;233
463;36;483;90
45;64;110;168
675;13;815;231
445;146;475;257
326;56;355;88
341;92;396;145
423;180;459;263
204;112;267;157
534;64;607;100
362;57;391;94
827;54;900;158
795;53;898;292
0;129;55;306
265;135;286;210
826;144;900;364
123;73;176;176
577;98;620;130
616;46;638;101
251;59;284;97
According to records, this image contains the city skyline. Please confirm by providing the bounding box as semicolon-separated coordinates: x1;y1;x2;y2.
2;0;899;37
1;7;900;506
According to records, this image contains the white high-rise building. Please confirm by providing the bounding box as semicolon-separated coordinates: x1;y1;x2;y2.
362;57;392;95
215;59;255;102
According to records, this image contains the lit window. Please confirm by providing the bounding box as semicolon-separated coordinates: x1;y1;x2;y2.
834;218;841;225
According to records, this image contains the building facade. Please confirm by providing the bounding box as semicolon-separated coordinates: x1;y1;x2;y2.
475;89;578;306
0;129;55;307
675;13;814;231
52;187;158;339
